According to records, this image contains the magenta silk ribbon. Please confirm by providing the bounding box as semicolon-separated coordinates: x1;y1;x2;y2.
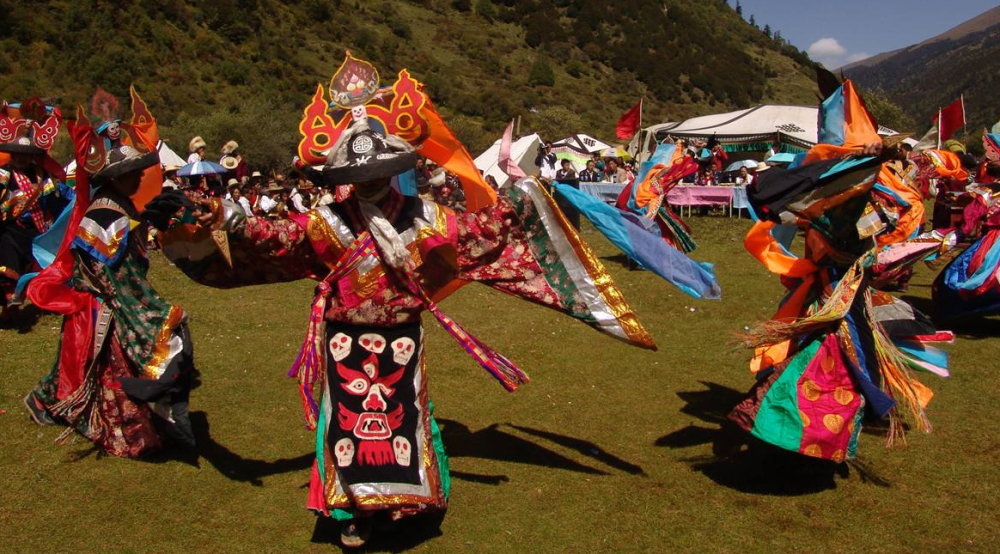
13;171;48;233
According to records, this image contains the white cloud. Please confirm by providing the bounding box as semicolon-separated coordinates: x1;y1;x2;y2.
845;52;871;64
807;38;847;59
807;38;868;69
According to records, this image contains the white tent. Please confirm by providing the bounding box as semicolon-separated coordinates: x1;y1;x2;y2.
551;133;611;155
474;133;542;189
157;140;186;168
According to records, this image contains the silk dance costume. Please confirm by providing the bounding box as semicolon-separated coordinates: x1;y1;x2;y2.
0;98;71;320
729;80;952;463
24;88;198;457
154;54;681;547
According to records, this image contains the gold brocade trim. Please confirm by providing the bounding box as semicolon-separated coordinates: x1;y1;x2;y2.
75;226;127;258
306;210;346;269
532;179;656;349
141;305;185;379
432;202;451;235
349;265;384;299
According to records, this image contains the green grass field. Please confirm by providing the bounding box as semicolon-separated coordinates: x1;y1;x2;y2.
2;215;998;553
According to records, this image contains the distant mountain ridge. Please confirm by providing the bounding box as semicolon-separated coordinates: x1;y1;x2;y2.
843;5;1000;71
844;6;1000;137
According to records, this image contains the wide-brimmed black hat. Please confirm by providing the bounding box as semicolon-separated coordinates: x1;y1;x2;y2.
0;136;47;156
322;123;417;185
92;145;159;183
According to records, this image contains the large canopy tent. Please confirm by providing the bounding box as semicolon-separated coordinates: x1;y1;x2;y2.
629;104;907;163
473;132;542;189
551;133;612;156
629;105;819;163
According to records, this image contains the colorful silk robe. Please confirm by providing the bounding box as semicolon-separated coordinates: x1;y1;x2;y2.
933;185;1000;320
162;179;654;519
31;189;192;457
732;157;950;462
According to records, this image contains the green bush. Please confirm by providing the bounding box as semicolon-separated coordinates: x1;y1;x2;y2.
528;58;555;87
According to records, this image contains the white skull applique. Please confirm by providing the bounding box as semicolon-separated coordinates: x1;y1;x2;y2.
335;437;355;467
393;436;411;467
329;333;352;362
391;337;416;366
358;333;386;354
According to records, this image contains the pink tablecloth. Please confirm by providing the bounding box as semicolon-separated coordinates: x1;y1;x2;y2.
666;186;734;207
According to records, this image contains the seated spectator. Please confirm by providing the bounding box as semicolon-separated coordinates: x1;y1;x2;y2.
604;158;627;183
555;159;577;181
578;160;602;182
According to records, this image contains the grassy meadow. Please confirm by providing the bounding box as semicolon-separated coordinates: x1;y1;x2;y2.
2;214;998;553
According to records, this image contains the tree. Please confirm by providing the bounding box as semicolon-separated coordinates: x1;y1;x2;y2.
735;0;742;16
859;87;914;132
763;24;771;38
528;58;555;87
749;14;756;27
475;0;496;20
452;0;471;12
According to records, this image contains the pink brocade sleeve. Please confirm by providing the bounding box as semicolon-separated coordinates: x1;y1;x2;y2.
160;208;327;289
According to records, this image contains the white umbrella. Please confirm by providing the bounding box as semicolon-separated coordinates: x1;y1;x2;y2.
724;159;759;172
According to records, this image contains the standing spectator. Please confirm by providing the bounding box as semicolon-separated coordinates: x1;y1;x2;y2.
578;160;602;182
232;186;254;216
258;180;281;215
534;141;557;179
314;184;335;207
734;166;755;186
187;136;206;164
763;143;780;161
484;174;500;189
604;158;627;183
592;152;605;172
224;178;240;200
712;143;728;173
555;159;577;181
415;158;431;192
162;165;181;190
288;178;309;213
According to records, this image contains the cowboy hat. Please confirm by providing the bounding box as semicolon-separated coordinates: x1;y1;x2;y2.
189;136;207;152
221;140;239;155
227;177;240;189
221;155;239;170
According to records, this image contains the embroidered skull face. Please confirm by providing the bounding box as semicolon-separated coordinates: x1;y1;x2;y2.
391;337;416;366
329;332;352;361
337;356;405;443
335;437;355;467
393;436;411;467
358;333;386;354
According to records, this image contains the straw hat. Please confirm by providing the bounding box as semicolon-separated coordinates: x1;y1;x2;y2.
754;162;772;172
163;164;181;173
220;140;239;155
227;178;240;189
221;155;239;170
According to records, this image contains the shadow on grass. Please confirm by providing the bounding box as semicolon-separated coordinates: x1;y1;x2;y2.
310;511;445;552
656;381;891;496
599;252;635;270
0;304;43;334
140;411;313;485
438;419;644;478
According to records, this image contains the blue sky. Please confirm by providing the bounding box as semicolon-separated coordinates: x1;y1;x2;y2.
736;0;1000;67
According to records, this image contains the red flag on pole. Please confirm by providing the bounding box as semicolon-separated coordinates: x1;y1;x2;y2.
932;96;966;143
616;100;642;140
